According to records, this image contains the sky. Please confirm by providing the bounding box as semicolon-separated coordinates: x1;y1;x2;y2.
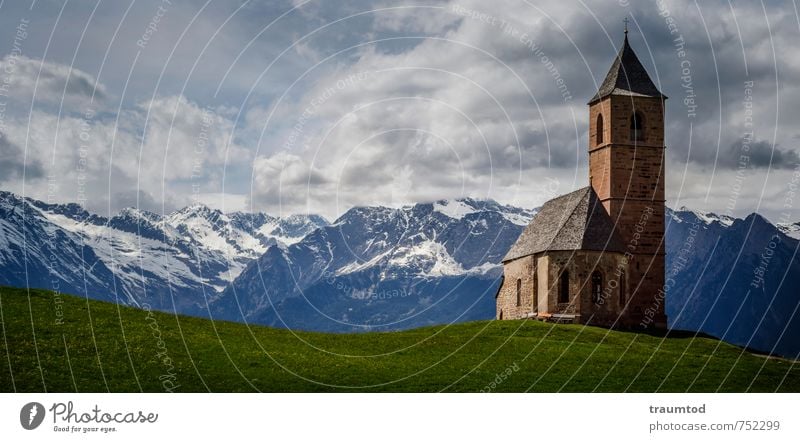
0;0;798;222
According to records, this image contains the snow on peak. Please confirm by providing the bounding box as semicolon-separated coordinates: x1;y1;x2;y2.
388;240;465;277
116;207;162;222
676;206;735;227
168;203;221;223
498;208;536;226
777;222;800;240
255;214;329;246
433;199;478;220
432;198;535;226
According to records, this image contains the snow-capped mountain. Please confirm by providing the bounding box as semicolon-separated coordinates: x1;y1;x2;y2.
777;222;800;240
3;189;800;358
0;191;328;311
0;193;119;305
213;203;800;357
163;204;329;275
666;207;800;358
212;198;536;331
672;206;736;227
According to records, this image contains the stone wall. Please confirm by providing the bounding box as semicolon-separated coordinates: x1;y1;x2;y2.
496;255;536;320
543;250;628;326
498;251;629;327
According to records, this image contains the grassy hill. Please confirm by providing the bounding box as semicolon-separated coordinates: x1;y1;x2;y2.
1;286;798;392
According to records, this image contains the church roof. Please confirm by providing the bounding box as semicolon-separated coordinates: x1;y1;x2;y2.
502;186;626;262
588;34;666;104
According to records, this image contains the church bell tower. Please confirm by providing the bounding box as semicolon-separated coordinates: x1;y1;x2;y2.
588;28;668;328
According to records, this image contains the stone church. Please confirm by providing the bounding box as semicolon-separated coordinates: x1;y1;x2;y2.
496;31;668;329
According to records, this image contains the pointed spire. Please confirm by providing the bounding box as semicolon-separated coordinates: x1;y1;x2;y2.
588;26;667;105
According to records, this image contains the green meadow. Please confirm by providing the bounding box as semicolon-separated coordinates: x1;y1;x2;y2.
1;287;797;392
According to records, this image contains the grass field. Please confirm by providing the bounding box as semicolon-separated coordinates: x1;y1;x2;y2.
1;286;798;392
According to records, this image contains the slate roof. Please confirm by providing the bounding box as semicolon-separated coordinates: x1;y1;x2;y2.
502;186;626;262
588;34;667;104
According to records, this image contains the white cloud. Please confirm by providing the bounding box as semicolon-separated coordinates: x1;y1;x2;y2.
1;91;251;215
0;55;107;109
138;95;250;182
248;0;587;217
2;0;799;222
244;0;800;221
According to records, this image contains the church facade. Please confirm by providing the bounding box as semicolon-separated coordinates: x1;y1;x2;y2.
496;32;668;329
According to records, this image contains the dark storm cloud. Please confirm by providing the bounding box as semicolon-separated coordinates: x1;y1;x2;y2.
1;0;798;218
719;138;800;170
256;0;800;216
0;134;44;181
517;125;583;170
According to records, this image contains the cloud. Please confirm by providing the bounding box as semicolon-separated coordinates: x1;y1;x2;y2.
0;55;106;109
251;152;330;212
137;95;250;182
0;133;44;182
717;138;800;170
1;0;799;221
248;0;595;215
0;92;250;215
247;0;800;220
666;163;800;220
110;189;162;213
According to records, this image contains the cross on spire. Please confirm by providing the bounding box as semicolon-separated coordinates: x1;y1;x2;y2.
623;17;629;35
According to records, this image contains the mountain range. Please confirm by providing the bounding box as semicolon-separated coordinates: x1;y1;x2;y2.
0;191;327;313
0;190;798;357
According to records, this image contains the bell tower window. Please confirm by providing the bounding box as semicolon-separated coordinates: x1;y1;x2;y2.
596;114;604;145
631;112;645;141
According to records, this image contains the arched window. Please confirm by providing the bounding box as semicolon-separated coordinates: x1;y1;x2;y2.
559;270;570;303
591;271;603;304
619;271;626;307
499;310;503;320
596;113;604;145
516;279;522;306
533;269;538;312
630;112;645;141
